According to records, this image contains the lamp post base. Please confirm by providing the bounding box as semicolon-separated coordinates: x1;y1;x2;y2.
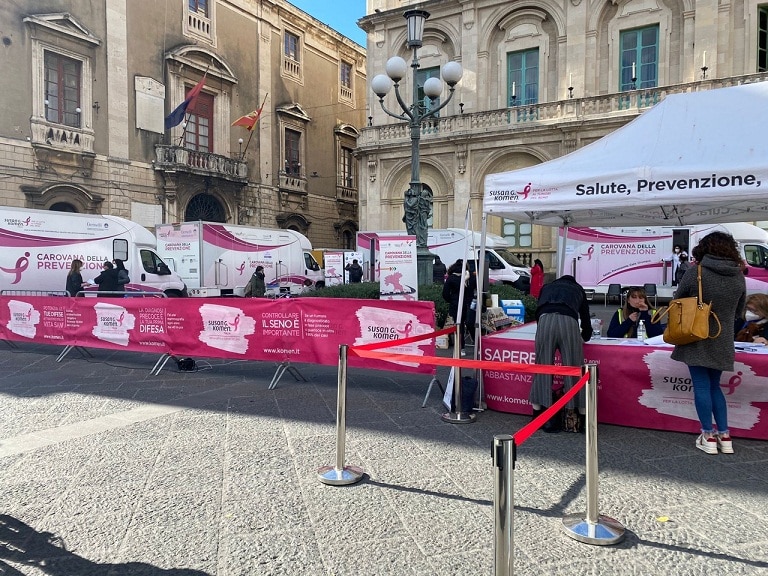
416;247;434;288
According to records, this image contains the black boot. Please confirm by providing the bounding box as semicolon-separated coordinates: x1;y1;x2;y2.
530;408;543;421
541;407;561;433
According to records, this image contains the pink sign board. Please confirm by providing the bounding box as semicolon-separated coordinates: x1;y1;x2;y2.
0;296;436;375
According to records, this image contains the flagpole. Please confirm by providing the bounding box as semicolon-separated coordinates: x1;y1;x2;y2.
174;63;211;147
241;92;268;157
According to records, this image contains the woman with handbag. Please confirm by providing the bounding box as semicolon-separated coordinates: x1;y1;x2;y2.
671;232;745;455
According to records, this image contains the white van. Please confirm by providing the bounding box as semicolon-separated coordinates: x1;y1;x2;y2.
155;221;324;297
0;207;186;296
357;228;531;292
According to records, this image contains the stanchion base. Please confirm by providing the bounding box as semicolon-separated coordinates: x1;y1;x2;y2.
317;465;365;486
441;411;477;424
562;513;626;545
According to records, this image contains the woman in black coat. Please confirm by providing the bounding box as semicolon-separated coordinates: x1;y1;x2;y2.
93;261;121;297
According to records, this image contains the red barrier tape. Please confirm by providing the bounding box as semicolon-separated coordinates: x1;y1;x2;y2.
353;327;455;351
512;372;590;445
349;348;582;377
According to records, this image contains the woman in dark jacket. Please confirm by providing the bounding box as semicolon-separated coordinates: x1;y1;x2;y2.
606;286;664;339
734;293;768;343
66;259;86;296
93;261;121;297
671;232;745;455
442;259;473;352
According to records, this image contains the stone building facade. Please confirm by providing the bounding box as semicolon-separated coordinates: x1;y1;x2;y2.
357;0;768;271
0;0;366;250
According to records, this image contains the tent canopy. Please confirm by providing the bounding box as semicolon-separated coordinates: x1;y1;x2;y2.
483;82;768;227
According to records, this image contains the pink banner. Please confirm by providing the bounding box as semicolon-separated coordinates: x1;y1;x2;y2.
0;296;436;374
481;330;768;440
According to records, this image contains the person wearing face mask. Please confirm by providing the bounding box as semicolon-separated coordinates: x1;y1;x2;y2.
606;286;664;339
666;244;684;286
735;293;768;344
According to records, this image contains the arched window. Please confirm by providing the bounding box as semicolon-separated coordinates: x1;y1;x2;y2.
49;202;78;213
185;193;225;222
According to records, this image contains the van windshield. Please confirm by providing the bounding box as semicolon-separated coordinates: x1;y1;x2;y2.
304;253;320;271
493;248;525;268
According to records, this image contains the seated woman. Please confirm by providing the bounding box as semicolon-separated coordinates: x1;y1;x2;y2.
606;286;664;339
735;293;768;344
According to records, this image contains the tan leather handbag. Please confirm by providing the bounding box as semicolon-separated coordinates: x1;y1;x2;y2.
651;265;721;345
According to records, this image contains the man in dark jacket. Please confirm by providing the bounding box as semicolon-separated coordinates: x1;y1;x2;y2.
345;259;363;283
530;275;591;432
248;266;266;297
432;255;447;284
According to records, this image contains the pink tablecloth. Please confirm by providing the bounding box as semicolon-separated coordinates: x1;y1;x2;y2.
481;325;768;440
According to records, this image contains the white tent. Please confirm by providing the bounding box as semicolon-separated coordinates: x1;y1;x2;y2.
483;82;768;227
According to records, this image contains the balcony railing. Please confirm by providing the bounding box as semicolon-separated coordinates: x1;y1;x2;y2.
336;185;358;203
283;57;301;79
30;117;94;155
185;10;212;42
359;73;768;148
279;170;307;193
154;145;247;182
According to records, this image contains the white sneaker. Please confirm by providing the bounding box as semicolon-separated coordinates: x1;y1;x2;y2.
696;434;718;455
460;350;466;357
716;434;734;454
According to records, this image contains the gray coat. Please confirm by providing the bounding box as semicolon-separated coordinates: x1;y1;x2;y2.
670;255;746;372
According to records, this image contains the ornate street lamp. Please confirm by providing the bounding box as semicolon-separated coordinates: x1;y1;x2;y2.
371;9;463;287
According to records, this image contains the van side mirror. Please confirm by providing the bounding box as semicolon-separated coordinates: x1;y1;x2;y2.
157;263;171;275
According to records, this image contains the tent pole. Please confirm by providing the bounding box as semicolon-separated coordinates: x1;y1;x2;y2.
558;222;570;278
476;213;488;409
442;200;476;424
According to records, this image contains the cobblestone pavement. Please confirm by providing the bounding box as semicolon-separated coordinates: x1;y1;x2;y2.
0;341;766;575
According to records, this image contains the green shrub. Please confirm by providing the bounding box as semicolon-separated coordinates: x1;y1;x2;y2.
305;281;536;327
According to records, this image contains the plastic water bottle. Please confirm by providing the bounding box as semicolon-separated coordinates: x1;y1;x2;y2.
637;320;646;341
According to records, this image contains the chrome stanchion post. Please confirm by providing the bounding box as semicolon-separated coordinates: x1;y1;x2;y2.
562;363;625;544
442;324;476;424
318;345;364;485
493;434;515;576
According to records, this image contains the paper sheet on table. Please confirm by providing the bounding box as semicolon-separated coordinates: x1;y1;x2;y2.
644;335;674;347
734;341;768;353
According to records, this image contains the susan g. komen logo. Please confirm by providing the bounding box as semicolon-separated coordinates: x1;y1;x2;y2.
0;252;31;284
5;299;41;339
580;245;595;261
354;306;431;368
638;350;768;429
198;303;255;355
236;262;246;275
92;303;135;347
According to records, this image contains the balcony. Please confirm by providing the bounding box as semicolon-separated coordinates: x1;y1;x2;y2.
185;9;212;43
358;73;768;149
30;117;95;155
336;185;358;204
279;170;307;193
154;145;247;183
283;57;301;80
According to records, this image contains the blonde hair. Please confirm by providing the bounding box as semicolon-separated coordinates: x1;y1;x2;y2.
623;287;652;312
745;293;768;319
68;259;83;276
